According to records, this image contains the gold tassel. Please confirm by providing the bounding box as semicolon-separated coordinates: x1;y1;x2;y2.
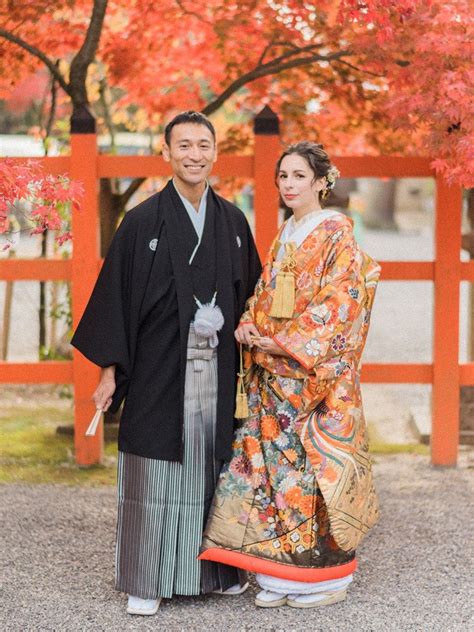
235;392;249;418
234;344;249;418
269;243;296;319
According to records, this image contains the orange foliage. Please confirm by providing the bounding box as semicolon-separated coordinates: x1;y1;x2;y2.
0;1;472;185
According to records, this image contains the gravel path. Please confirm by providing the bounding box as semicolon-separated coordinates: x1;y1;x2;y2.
1;452;473;632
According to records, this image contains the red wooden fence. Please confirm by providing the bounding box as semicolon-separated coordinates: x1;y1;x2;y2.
0;111;465;466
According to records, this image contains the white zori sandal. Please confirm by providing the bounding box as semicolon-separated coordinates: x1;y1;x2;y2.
254;590;288;608
286;588;347;608
126;595;161;615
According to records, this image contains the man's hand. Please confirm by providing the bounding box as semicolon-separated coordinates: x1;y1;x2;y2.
235;323;260;346
93;366;116;412
253;336;290;357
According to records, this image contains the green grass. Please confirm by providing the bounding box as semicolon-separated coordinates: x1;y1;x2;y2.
0;407;429;486
0;406;117;485
368;423;430;456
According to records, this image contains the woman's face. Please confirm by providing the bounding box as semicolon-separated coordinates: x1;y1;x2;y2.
277;153;325;215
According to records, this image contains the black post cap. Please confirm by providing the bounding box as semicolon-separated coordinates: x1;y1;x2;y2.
70;105;96;134
254;105;279;136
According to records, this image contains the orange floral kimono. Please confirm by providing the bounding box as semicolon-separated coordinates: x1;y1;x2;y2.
200;211;380;582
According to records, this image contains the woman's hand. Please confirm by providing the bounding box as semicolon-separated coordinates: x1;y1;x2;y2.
235;323;260;346
92;366;116;412
253;336;290;357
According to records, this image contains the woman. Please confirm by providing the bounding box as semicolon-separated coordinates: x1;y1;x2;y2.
199;142;380;608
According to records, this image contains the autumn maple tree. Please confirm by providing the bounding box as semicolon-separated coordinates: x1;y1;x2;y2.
0;159;83;247
0;0;472;246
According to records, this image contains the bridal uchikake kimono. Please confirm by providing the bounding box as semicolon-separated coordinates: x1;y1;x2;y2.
200;209;380;592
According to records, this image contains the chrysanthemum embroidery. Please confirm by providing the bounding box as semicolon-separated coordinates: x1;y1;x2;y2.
331;334;346;352
305;339;321;356
230;454;251;476
250;453;265;468
277;412;292;431
279;475;298;493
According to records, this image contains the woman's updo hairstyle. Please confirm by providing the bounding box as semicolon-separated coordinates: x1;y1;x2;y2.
275;141;340;203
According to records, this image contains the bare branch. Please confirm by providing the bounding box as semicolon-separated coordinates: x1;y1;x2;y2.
69;0;109;106
175;0;212;25
336;59;384;78
260;42;324;69
203;49;351;116
0;28;71;96
119;178;147;208
98;77;117;150
43;65;59;154
257;40;276;67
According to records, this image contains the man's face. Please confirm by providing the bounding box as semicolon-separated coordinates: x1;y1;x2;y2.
163;123;217;188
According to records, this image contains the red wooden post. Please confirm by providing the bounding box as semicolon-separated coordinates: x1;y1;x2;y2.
432;178;463;465
253;107;281;258
70;108;102;465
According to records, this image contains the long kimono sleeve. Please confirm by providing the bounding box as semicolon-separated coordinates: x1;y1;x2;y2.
273;228;369;374
241;220;262;318
239;277;264;325
239;232;277;325
70;212;136;411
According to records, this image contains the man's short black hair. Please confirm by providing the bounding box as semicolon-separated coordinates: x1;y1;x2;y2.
164;111;216;145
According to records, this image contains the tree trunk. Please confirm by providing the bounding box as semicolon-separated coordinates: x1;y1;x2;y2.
363;178;397;229
99;179;124;256
39;231;48;356
460;189;474;444
1;250;14;361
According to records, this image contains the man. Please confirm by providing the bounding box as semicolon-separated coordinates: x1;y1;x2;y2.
71;111;261;615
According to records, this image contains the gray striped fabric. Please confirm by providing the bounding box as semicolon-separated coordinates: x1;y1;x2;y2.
115;327;240;599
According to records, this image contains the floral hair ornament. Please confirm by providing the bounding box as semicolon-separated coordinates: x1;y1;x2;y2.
323;165;340;198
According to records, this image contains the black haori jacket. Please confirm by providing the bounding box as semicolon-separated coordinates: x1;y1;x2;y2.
71;181;261;462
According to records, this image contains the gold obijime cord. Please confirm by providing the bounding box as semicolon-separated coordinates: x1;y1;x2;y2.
234;343;249;419
269;242;297;319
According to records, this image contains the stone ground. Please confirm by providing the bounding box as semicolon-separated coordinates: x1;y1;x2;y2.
1;452;473;632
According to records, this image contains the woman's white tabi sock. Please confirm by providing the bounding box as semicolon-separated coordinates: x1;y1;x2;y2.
255;589;288;608
256;572;353;596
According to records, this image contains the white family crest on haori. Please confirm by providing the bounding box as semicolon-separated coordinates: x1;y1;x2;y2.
236;235;242;248
149;238;158;251
193;291;224;348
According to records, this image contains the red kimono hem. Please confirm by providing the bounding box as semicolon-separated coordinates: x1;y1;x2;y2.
199;548;357;582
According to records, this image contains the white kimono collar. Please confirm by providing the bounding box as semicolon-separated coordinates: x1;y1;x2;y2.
275;209;341;261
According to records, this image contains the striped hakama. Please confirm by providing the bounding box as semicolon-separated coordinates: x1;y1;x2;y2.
115;327;240;599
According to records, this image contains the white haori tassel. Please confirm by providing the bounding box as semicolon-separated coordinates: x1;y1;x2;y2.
193;291;224;348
